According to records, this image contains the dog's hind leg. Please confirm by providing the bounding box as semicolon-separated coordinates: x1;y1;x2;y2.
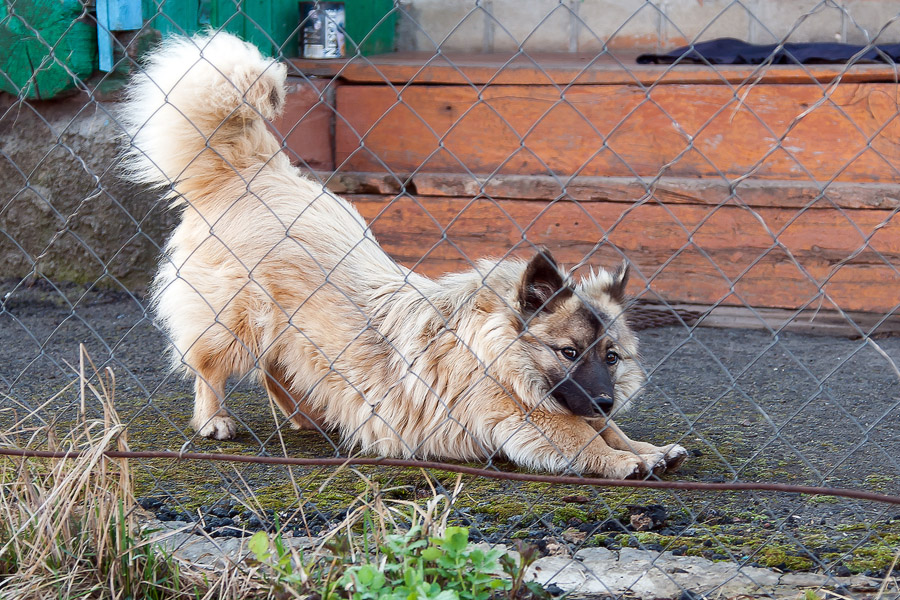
262;364;325;431
190;368;237;440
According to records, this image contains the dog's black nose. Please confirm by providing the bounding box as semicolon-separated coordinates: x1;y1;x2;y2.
591;395;614;415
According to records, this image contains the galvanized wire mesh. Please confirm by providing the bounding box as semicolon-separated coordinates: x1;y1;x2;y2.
2;1;900;598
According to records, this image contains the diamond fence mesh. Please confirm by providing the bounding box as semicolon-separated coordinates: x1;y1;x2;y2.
2;0;900;597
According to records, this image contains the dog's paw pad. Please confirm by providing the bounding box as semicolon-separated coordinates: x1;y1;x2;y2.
619;462;643;480
611;454;655;480
197;416;237;440
638;452;668;477
662;444;688;471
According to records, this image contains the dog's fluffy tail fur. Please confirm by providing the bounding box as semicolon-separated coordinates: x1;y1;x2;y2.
119;32;287;207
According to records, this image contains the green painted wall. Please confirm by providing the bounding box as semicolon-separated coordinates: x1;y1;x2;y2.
142;0;396;57
0;0;97;99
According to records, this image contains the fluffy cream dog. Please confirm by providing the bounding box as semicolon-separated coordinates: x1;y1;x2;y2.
120;32;687;478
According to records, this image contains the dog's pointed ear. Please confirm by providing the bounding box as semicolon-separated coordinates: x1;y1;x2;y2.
608;260;630;304
519;249;572;316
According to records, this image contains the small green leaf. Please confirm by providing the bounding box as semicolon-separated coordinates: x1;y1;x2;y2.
274;532;287;557
284;571;307;585
356;565;377;586
514;540;538;566
525;580;552;599
433;589;459;600
407;538;428;552
421;546;443;561
499;554;517;573
248;531;269;561
443;527;469;552
372;571;386;590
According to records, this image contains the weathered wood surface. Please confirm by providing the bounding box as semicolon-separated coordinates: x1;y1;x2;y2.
291;52;900;86
637;303;900;338
270;77;335;171
282;54;900;315
321;171;900;210
335;83;900;182
348;194;899;313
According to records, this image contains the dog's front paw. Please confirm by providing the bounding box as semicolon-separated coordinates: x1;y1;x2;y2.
660;443;688;472
605;451;665;479
196;415;237;440
607;454;645;479
641;452;671;477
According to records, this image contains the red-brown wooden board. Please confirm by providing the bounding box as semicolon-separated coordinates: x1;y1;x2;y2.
321;171;900;211
349;195;900;313
291;52;900;86
282;53;900;315
270;77;335;171
334;83;900;183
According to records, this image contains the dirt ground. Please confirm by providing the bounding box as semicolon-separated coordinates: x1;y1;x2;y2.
2;281;899;577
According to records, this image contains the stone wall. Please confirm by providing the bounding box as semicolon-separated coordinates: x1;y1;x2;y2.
0;95;175;293
396;0;900;53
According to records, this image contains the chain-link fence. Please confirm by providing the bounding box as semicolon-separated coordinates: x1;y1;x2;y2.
2;1;900;597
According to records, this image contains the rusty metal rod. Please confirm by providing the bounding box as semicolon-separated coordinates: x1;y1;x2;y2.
2;447;899;505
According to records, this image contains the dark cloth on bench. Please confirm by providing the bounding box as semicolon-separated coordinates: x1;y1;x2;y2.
636;37;900;65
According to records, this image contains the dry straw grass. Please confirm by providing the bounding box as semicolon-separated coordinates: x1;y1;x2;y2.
0;345;476;600
314;464;462;560
0;345;213;599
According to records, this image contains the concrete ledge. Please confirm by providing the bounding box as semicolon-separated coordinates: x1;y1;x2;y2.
529;546;884;599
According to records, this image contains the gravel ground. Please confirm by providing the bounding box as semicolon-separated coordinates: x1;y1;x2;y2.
2;281;899;578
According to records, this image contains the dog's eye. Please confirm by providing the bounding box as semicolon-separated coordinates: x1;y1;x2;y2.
560;347;578;361
605;350;620;366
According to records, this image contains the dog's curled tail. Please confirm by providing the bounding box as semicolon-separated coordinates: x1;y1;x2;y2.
119;32;287;205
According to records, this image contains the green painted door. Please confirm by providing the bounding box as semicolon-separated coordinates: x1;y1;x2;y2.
142;0;396;57
0;0;97;99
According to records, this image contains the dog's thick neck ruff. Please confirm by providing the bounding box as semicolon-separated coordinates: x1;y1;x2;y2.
119;31;686;478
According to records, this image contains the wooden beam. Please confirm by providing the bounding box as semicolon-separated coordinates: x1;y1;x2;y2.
318;171;900;210
632;302;900;338
291;51;900;86
347;194;900;314
334;83;900;182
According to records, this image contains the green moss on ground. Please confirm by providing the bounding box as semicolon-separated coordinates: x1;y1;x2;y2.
27;382;898;577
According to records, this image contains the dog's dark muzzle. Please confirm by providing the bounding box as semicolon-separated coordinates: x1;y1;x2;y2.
589;394;615;415
551;360;616;417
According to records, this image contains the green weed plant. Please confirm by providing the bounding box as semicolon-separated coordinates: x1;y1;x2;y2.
248;522;547;600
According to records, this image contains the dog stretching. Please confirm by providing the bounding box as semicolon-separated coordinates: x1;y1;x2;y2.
120;32;687;478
